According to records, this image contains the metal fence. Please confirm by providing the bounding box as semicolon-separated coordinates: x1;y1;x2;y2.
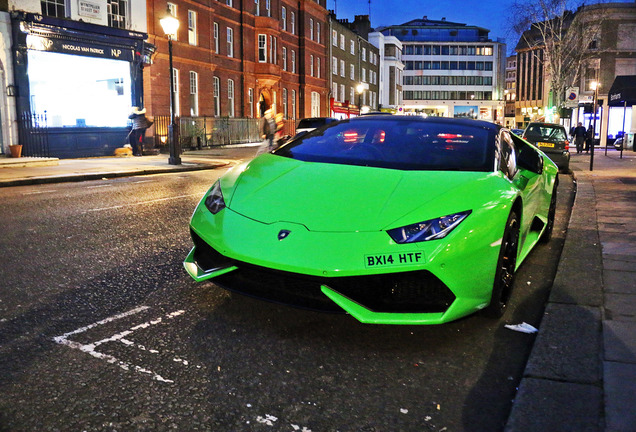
152;116;298;149
18;112;50;157
153;116;289;149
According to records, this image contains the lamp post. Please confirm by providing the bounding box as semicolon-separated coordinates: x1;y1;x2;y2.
590;80;600;171
160;8;181;165
356;83;364;115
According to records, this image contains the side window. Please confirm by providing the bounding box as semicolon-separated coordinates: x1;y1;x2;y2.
497;131;517;179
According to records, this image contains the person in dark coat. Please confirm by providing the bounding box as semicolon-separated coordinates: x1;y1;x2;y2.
128;107;152;156
585;125;594;153
572;122;587;154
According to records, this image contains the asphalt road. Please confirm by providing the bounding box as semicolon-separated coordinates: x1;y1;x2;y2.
0;162;574;432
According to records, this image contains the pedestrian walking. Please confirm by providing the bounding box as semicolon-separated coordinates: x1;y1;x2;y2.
260;109;276;151
572;122;587;154
128;107;153;156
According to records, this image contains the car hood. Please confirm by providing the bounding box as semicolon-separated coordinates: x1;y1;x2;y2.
224;154;496;232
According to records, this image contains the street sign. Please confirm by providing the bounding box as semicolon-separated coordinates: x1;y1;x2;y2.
565;87;579;107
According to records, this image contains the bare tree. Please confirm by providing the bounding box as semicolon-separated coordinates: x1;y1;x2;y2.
509;0;606;107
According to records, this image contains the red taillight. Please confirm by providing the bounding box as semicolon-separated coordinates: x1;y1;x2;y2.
564;140;570;151
343;131;358;143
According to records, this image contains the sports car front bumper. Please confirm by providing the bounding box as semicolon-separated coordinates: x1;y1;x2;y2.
184;203;504;324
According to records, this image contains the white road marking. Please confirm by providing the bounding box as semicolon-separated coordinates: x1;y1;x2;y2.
86;184;113;189
85;194;201;213
23;190;57;195
53;306;189;383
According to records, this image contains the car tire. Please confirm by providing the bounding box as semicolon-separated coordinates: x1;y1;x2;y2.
539;182;558;244
483;211;519;318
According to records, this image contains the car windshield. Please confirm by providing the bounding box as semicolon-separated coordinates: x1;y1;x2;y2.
525;125;567;142
297;118;331;129
275;118;495;171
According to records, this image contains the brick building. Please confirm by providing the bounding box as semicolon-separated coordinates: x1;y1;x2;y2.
144;0;329;123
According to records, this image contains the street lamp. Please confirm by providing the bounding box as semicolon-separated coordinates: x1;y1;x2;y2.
356;83;364;114
160;8;181;165
589;80;600;171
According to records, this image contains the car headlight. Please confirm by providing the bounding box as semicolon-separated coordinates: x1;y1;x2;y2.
204;181;226;214
387;210;472;244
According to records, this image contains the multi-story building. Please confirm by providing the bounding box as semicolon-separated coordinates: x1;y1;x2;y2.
570;2;636;145
1;0;151;157
145;0;329;125
368;30;403;111
327;14;380;118
376;16;506;121
515;2;636;145
514;23;550;128
504;55;517;128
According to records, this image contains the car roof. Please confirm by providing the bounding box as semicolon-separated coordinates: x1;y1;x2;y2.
526;122;565;128
348;115;501;131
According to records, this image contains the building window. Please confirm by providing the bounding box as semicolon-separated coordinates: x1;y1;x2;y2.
317;57;321;78
311;91;320;117
265;0;271;17
291;90;296;119
226;0;233;6
332;30;337;46
282;47;287;70
258;34;267;62
362;68;366;82
362;47;366;62
269;35;273;64
291;12;295;34
188;10;197;45
310;55;314;76
189;71;198;116
283;88;288;118
228;79;235;117
291;50;296;73
316;23;321;44
350;87;355;104
172;68;180;116
332;56;337;74
281;7;286;31
254;0;259;16
41;0;65;18
310;18;314;40
340;84;345;102
350;64;355;80
213;77;220;117
107;0;127;29
340;59;345;77
213;23;219;53
249;88;254;118
340;34;345;50
350;40;355;55
227;28;234;57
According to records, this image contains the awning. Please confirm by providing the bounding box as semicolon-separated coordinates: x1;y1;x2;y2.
608;75;636;106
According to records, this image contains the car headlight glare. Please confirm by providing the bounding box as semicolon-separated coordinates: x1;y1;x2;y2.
204;181;226;214
388;210;471;243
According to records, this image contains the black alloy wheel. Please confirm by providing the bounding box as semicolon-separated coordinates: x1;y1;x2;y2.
483;211;519;318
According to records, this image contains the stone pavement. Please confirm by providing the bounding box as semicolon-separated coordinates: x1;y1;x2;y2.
0;145;261;187
506;149;636;432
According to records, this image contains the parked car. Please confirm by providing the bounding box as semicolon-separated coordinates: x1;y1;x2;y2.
294;117;337;136
522;122;570;172
184;116;558;325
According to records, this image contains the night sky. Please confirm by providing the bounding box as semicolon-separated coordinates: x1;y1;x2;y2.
329;0;635;54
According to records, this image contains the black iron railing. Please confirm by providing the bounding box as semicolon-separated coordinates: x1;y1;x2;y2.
18;112;50;157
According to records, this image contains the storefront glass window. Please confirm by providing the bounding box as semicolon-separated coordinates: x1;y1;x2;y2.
28;50;131;127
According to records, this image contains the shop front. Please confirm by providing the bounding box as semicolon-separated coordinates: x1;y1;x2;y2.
10;12;152;158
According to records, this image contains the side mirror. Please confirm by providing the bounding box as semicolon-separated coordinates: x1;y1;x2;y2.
517;147;543;174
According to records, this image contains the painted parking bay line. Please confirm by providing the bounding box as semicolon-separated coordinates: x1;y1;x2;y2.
53;306;192;383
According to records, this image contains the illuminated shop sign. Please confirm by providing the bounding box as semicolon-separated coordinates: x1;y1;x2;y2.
26;35;134;62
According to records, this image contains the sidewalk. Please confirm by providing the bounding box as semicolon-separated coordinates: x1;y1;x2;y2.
506;149;636;432
0;145;261;187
